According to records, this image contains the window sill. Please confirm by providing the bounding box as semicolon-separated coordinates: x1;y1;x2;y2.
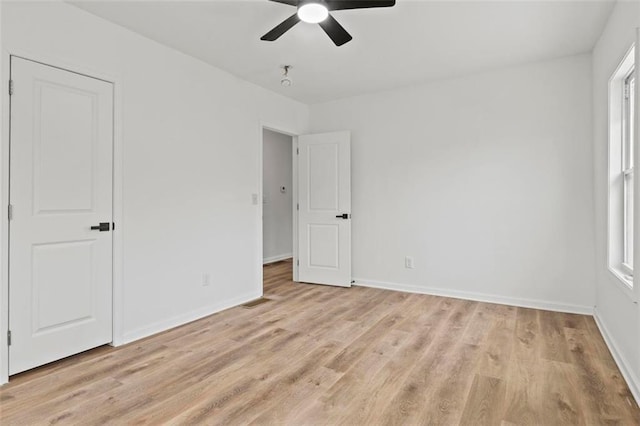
608;266;637;303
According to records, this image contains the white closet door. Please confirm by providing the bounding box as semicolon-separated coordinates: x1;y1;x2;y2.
9;57;114;374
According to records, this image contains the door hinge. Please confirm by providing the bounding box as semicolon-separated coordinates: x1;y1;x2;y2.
296;148;299;155
296;203;299;211
8;204;13;221
8;80;13;96
297;259;299;266
7;330;11;346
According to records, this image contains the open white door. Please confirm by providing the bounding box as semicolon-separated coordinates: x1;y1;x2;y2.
298;131;351;287
9;57;114;374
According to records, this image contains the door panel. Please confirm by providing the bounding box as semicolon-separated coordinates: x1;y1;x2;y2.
35;84;96;213
308;224;339;268
9;57;114;375
308;143;339;210
33;241;95;333
298;131;351;287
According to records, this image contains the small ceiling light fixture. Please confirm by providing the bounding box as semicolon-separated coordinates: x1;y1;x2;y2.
281;65;292;87
297;1;329;24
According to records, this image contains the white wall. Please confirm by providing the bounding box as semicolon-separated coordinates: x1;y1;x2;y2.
0;0;308;381
262;129;293;263
592;0;640;401
310;54;596;313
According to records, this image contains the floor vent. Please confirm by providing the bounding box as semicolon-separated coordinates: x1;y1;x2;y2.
241;298;271;308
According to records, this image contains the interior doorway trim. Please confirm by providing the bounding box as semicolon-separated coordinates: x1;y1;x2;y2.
259;123;299;290
0;50;125;385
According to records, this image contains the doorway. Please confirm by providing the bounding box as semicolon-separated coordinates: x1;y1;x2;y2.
260;127;353;291
8;56;114;375
262;128;295;270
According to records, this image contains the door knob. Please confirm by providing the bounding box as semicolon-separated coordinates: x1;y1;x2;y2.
335;213;350;219
90;222;111;232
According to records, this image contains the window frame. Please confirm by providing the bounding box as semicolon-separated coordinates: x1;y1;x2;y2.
607;45;636;296
622;69;635;276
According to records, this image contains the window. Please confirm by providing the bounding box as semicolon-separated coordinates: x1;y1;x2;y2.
609;46;636;289
623;70;635;274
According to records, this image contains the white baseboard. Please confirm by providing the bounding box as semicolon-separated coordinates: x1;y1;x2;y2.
353;278;594;315
263;253;293;265
593;308;640;406
120;290;261;345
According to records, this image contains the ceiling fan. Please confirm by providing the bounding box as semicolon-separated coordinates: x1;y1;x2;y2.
261;0;396;47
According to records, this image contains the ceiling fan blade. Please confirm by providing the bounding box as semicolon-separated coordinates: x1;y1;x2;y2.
268;0;298;6
326;0;395;10
318;14;352;46
261;13;301;41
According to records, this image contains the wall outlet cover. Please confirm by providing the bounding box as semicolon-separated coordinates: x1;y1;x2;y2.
202;273;211;286
405;256;415;269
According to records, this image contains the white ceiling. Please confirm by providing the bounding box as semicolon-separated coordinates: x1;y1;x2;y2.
72;0;615;104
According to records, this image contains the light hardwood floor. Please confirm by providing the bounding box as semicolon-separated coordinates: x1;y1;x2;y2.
1;259;639;425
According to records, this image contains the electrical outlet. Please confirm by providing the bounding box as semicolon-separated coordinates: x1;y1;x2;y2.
405;256;415;269
202;273;211;286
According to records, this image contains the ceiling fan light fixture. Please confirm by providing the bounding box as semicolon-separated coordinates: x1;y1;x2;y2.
297;3;329;24
261;0;396;46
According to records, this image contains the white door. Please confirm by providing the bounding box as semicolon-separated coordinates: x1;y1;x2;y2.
9;57;114;375
298;131;351;287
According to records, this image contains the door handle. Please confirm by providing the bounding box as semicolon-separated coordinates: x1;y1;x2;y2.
335;214;350;219
90;222;111;232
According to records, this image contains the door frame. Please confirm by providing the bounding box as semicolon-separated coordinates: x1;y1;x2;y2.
0;50;125;385
259;123;299;289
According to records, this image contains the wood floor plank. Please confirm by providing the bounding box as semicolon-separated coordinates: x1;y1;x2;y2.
325;313;404;373
170;341;340;425
459;374;506;426
418;341;482;425
248;365;343;425
2;377;123;425
377;299;480;425
502;351;545;425
462;304;493;346
512;307;540;359
538;310;572;363
539;360;587;425
277;349;392;425
474;318;515;380
0;259;638;425
564;326;640;424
